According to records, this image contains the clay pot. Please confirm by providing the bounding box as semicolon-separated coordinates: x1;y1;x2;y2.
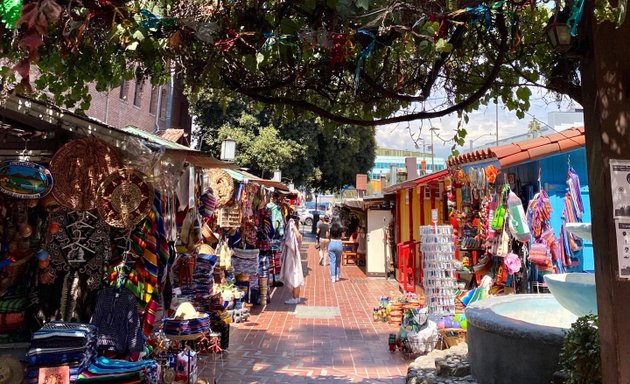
38;259;50;269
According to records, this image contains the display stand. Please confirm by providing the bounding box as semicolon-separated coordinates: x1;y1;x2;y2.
420;225;457;315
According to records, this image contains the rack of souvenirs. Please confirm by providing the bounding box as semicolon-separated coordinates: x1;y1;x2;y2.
447;161;587;297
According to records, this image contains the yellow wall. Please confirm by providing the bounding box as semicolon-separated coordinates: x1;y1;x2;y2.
398;191;410;243
411;188;420;242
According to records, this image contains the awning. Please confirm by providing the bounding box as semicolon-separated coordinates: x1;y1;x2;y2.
224;168;289;192
383;169;449;194
0;95;234;169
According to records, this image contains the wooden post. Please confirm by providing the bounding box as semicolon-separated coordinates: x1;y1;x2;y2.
581;3;630;381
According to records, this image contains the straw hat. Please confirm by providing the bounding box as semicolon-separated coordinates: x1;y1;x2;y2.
0;355;24;384
50;138;121;210
97;168;154;228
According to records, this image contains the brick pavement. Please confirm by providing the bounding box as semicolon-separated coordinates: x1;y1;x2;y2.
200;235;412;383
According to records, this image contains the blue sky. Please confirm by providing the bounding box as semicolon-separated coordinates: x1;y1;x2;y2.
376;91;581;158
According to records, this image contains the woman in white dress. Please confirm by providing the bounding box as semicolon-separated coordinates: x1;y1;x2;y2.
280;218;304;304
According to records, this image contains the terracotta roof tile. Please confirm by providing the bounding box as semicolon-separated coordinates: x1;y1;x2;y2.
491;144;521;159
159;129;185;143
449;126;585;169
558;135;585;151
499;151;531;168
515;137;551;150
528;143;562;161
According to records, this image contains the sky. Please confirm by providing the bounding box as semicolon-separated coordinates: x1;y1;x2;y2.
375;91;582;159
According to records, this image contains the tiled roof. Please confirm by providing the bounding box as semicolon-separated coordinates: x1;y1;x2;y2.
159;129;186;143
448;127;585;168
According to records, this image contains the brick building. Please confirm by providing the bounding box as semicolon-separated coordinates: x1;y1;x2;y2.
85;76;192;146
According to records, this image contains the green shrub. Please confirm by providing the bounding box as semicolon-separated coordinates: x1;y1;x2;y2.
558;314;601;384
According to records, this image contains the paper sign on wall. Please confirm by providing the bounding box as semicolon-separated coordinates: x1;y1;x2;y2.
431;209;438;223
610;159;630;279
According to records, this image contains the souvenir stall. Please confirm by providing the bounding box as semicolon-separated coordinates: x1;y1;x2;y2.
446;127;592;299
0;96;232;384
382;170;450;293
195;168;289;315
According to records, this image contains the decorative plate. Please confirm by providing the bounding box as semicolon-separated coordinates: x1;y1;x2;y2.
0;160;53;199
50;138;121;210
97;168;154;228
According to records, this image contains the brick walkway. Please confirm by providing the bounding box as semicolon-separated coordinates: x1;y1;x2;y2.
200;234;411;383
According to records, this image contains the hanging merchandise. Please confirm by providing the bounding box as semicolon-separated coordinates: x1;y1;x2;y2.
199;187;216;220
217;204;242;228
507;191;531;242
49;138;121;211
42;210;111;322
491;184;509;231
206;169;234;208
89;285;145;355
0;160;54;199
560;167;585;267
96;168;154;229
527;189;557;274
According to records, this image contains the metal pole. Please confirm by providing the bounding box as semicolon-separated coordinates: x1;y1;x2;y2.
431;130;435;173
495;99;499;145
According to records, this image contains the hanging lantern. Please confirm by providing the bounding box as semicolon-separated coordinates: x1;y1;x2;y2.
220;137;236;162
545;11;572;52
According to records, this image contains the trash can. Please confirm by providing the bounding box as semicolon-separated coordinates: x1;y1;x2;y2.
312;212;320;234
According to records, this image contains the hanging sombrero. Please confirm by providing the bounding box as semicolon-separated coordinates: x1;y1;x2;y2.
50;138;121;210
206;169;234;208
97;168;154;228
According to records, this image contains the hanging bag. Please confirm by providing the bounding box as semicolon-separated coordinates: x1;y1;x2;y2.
491;185;508;231
507;191;531;242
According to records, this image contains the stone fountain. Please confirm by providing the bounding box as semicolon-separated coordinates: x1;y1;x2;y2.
466;223;596;384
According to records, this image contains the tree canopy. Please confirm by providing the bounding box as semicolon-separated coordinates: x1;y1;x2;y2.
193;95;375;190
0;1;622;142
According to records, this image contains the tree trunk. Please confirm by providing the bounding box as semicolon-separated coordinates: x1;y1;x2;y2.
580;3;630;382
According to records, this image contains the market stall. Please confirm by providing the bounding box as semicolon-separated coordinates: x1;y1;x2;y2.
0;95;240;384
447;127;592;297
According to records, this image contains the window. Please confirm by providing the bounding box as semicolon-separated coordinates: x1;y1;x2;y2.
149;86;159;115
159;86;167;119
119;79;129;100
133;79;144;107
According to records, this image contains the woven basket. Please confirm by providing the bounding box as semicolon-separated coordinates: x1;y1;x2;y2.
439;328;467;348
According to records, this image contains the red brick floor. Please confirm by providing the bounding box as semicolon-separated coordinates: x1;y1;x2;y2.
200;236;411;383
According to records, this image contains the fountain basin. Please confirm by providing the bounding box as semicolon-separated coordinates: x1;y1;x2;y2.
466;294;577;384
544;273;597;316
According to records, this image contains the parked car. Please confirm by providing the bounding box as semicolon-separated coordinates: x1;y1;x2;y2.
299;209;325;226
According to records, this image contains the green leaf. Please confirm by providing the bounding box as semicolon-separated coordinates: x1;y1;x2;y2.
304;0;316;11
132;30;145;41
256;52;265;67
435;38;454;53
515;87;531;101
356;0;369;10
279;18;300;34
126;41;139;51
516;110;525;119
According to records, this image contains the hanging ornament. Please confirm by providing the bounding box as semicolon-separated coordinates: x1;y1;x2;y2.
97;168;154;229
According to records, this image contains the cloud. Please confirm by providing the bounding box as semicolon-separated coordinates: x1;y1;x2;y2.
375;94;578;158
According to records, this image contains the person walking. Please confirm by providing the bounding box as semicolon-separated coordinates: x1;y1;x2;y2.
317;216;331;266
280;217;304;304
328;222;344;283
